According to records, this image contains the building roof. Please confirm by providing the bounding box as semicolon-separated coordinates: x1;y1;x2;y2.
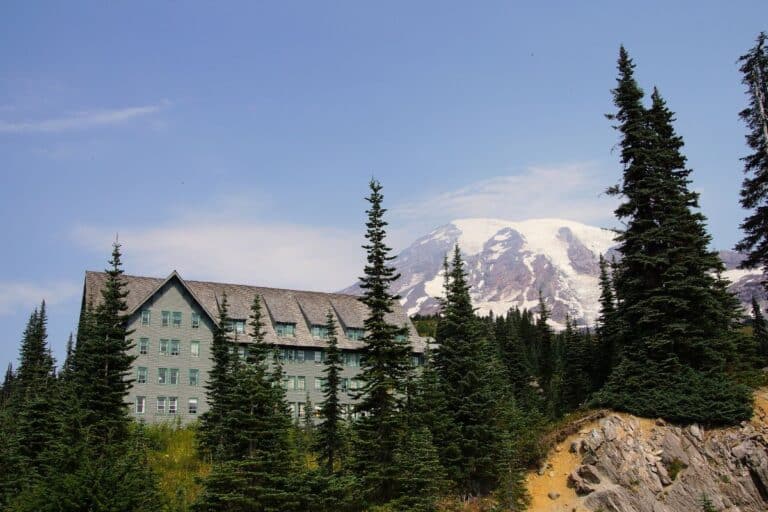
83;270;427;352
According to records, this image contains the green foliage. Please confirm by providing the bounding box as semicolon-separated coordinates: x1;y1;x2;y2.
352;179;413;505
736;32;768;289
316;310;345;473
600;47;752;424
700;493;718;512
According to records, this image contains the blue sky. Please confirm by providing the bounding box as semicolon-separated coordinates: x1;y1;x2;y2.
1;1;766;372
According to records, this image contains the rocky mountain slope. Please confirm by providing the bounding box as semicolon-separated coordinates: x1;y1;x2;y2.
344;218;765;327
526;390;768;512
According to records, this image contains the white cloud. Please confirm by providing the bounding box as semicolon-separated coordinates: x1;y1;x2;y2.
393;162;619;237
0;104;165;133
72;221;364;293
0;281;80;316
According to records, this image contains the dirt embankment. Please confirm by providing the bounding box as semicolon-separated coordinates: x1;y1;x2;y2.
526;390;768;512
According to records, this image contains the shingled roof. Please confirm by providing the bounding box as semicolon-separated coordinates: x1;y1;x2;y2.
82;271;427;352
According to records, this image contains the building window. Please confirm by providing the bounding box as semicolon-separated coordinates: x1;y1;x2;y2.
395;333;407;342
412;355;425;367
315;377;326;391
191;340;200;357
283;376;294;391
296;350;305;363
161;311;170;327
297;402;306;419
275;322;295;337
296;376;306;391
141;310;151;326
157;396;167;414
136;396;146;414
188;398;198;415
169;368;179;385
346;328;365;341
137;367;148;384
170;339;180;356
158;368;168;385
168;397;178;415
189;369;199;386
160;339;169;355
172;311;182;328
311;325;329;340
191;312;200;329
226;320;246;334
314;350;323;364
139;338;149;355
341;378;349;393
343;352;360;367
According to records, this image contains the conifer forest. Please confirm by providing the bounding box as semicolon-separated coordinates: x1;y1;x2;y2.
1;35;768;512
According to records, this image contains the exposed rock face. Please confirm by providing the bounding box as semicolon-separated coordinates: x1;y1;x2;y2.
528;391;768;512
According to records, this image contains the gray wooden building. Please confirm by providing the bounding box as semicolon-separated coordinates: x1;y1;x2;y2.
82;270;427;424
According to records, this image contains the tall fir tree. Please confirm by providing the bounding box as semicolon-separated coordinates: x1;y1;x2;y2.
198;292;233;460
352;179;412;505
594;255;620;388
735;32;768;290
73;242;136;445
433;245;506;496
752;298;768;360
599;47;751;424
316;310;344;473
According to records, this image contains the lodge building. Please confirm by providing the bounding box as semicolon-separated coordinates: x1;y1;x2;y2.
82;270;427;424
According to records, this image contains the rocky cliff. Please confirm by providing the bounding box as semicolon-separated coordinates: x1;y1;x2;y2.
526;390;768;512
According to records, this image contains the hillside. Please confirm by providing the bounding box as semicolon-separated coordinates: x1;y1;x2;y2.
526;390;768;511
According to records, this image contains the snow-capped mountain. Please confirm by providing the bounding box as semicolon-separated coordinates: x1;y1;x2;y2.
343;218;765;327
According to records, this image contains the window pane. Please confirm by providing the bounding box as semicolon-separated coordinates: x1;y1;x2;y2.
139;338;149;355
314;350;322;364
296;350;305;363
160;339;169;355
161;311;170;327
191;313;200;329
136;396;145;414
157;397;166;414
172;312;182;328
170;368;179;385
297;376;305;391
168;397;177;414
141;310;151;325
189;369;199;386
137;367;147;384
191;341;200;357
170;340;180;356
188;398;198;414
158;368;167;385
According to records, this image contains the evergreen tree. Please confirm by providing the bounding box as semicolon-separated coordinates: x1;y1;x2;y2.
736;32;768;290
198;292;233;460
352;179;411;504
752;298;768;360
388;427;447;512
534;292;555;412
595;255;620;388
317;310;344;473
598;48;751;424
73;242;136;445
0;363;13;406
433;245;506;496
194;293;297;511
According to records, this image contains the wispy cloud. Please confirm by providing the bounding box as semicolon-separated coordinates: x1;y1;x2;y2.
72;221;364;293
393;162;618;236
0;281;80;316
0;103;165;133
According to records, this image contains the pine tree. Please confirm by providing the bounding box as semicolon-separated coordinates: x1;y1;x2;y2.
736;32;768;290
198;292;233;460
752;298;768;360
0;363;13;406
534;292;555;408
73;242;136;445
317;310;344;473
595;255;620;388
352;179;411;505
433;245;506;496
598;47;751;424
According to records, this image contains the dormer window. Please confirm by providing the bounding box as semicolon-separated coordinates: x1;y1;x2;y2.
225;320;246;334
346;328;365;341
311;325;329;340
276;322;296;337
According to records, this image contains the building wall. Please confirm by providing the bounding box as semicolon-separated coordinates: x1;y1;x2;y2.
126;279;374;424
127;280;215;424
